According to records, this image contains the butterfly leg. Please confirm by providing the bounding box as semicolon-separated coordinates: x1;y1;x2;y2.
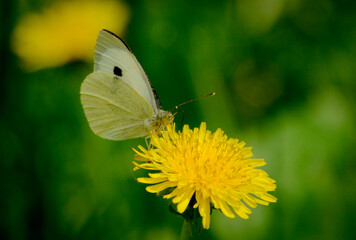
173;109;185;131
145;136;152;149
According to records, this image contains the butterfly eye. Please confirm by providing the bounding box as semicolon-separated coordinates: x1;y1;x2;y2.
113;66;123;77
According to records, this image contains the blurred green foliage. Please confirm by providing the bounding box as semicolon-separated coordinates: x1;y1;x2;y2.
1;0;355;239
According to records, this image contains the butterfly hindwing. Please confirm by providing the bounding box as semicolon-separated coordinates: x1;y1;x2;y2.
80;72;154;140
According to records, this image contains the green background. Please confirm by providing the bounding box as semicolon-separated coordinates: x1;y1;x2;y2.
1;0;355;239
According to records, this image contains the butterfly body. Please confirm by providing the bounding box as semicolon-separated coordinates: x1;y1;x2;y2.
145;110;172;134
80;30;173;141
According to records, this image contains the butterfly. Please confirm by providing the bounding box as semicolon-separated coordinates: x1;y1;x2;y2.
80;29;173;141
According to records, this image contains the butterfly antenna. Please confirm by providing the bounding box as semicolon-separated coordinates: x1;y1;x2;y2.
170;92;215;112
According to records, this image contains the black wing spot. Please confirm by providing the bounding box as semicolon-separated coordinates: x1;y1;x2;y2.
113;66;122;77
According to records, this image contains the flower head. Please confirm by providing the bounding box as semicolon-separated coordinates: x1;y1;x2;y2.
11;0;130;71
133;122;277;229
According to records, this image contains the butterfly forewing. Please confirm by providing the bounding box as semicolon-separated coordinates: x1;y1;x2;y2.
94;30;160;113
80;72;154;140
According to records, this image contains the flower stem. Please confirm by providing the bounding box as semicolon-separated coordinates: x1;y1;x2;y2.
180;220;190;240
180;219;201;240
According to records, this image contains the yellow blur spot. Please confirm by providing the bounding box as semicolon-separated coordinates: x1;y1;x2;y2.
11;0;130;71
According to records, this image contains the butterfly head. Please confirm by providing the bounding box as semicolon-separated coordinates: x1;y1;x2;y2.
146;110;174;135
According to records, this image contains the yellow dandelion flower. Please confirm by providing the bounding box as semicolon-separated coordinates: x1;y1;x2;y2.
11;0;130;71
133;123;277;229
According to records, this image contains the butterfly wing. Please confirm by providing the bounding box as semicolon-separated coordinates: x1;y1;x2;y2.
94;29;162;113
80;72;153;140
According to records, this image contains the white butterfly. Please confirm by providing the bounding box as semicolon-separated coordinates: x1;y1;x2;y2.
80;29;173;141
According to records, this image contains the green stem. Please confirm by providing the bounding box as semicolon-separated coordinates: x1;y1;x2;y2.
180;220;191;240
179;219;202;240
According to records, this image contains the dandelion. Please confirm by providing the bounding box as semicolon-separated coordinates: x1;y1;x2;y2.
133;122;277;230
11;0;130;71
